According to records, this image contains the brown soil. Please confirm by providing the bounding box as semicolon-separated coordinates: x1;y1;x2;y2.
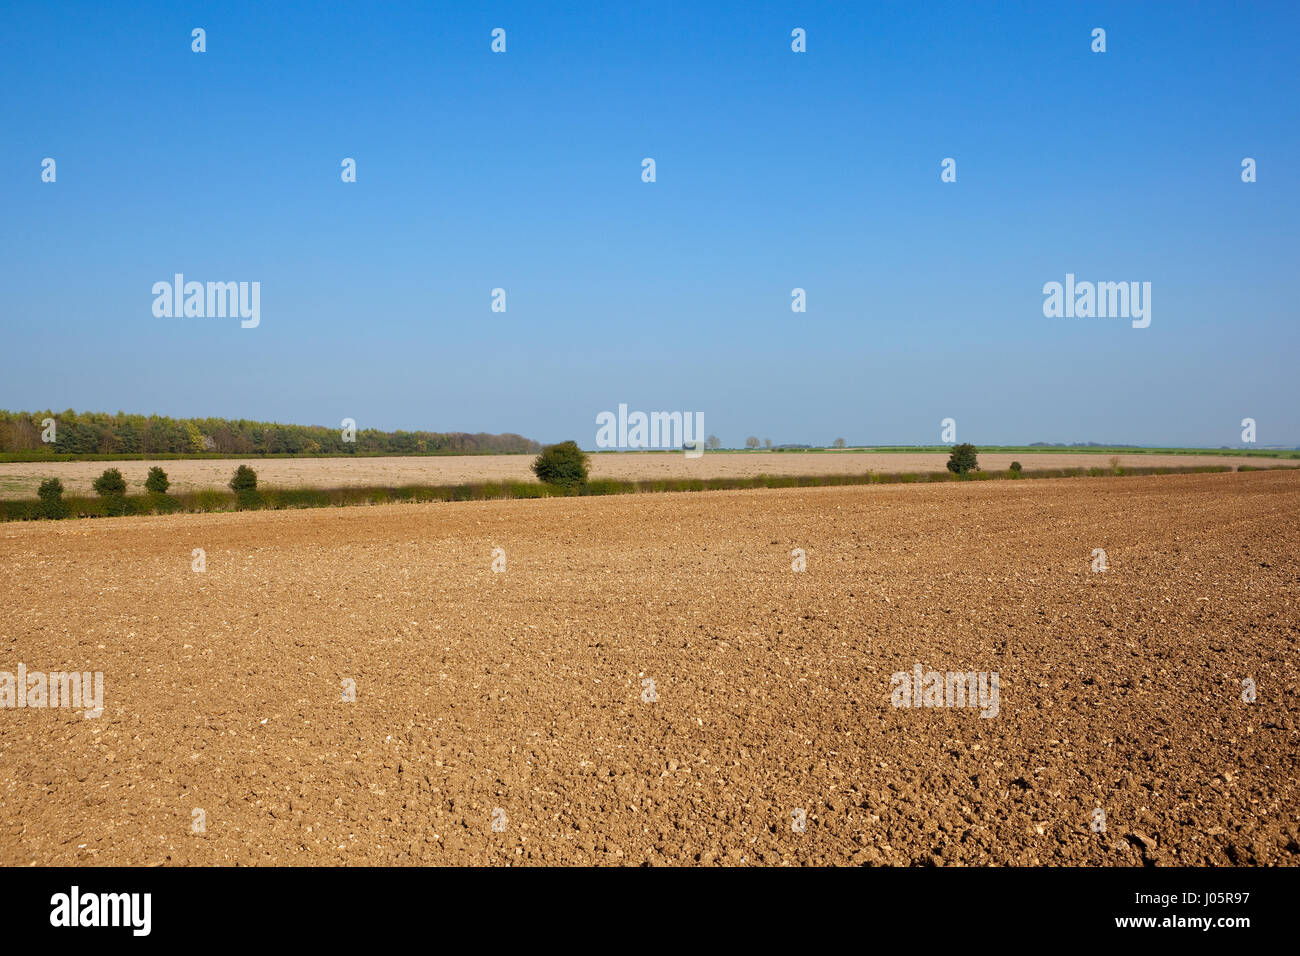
0;470;1296;865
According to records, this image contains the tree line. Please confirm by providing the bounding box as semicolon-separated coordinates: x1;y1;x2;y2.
0;409;541;457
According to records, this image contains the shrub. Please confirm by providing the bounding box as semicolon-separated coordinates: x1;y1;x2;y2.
92;468;127;496
531;440;589;487
266;488;331;510
66;496;105;517
946;443;979;475
37;477;63;502
37;477;66;519
193;489;231;512
229;465;258;493
235;489;262;510
1;500;38;521
1009;461;1022;473
583;479;633;496
506;481;552;499
145;466;169;494
151;493;181;514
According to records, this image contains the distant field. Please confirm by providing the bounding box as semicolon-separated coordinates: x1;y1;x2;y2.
1;450;1294;500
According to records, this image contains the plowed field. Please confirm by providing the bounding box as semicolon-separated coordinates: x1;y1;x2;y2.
1;471;1297;865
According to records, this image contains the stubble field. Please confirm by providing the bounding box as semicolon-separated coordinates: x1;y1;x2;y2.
1;450;1292;499
1;470;1297;865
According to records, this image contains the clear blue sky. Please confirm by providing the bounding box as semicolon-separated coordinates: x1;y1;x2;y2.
3;1;1297;447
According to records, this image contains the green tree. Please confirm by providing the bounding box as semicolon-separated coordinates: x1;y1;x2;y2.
229;465;258;492
230;465;260;509
531;441;589;487
185;421;207;454
946;443;979;475
37;477;66;519
92;467;129;515
145;466;170;494
116;417;142;453
92;468;127;495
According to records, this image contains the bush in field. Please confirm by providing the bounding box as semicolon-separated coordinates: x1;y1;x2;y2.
38;477;63;502
532;441;589;487
946;443;979;475
229;465;258;493
228;465;260;509
145;466;169;494
1009;461;1022;476
91;468;129;515
92;468;127;496
37;477;66;519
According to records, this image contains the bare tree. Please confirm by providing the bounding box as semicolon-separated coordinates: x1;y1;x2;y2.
705;434;721;450
745;436;760;449
763;438;772;449
833;437;846;449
